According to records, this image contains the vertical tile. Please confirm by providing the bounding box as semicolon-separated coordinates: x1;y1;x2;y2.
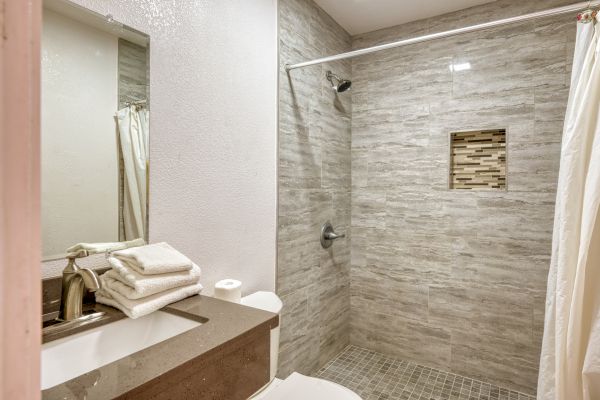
278;0;352;377
278;286;320;376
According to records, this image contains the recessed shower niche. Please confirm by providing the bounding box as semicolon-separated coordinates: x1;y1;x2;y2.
449;129;507;190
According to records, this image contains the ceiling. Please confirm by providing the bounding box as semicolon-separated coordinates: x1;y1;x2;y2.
313;0;497;35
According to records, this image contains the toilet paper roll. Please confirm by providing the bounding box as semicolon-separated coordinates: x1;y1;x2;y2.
214;279;242;303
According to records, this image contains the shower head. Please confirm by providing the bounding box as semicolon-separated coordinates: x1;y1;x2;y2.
326;70;352;93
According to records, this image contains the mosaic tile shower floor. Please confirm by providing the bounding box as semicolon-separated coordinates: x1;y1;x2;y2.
316;346;535;400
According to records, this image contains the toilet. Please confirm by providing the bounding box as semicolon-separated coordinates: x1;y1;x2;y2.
241;291;362;400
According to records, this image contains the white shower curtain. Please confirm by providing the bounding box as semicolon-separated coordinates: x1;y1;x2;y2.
538;15;600;400
116;105;149;241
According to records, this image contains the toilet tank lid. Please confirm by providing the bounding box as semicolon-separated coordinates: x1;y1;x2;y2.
241;291;283;314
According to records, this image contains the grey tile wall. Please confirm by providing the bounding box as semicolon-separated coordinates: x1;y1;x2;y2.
117;39;149;240
450;129;507;190
118;39;148;109
279;0;573;394
278;0;352;377
349;0;574;394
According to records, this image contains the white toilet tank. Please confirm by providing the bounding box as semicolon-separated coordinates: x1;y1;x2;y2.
241;291;283;381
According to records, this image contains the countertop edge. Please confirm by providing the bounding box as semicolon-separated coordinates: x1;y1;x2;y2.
42;295;279;399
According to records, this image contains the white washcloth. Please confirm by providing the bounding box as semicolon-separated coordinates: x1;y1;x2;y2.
95;282;203;319
112;242;192;275
104;258;202;299
66;238;145;256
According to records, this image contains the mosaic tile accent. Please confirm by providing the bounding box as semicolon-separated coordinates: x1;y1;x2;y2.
316;346;536;400
450;129;506;190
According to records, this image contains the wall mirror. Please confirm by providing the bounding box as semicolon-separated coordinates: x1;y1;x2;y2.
42;0;150;261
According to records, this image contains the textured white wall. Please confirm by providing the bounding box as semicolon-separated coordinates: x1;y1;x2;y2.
42;0;278;295
42;9;119;260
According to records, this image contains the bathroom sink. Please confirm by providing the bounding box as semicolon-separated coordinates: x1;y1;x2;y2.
41;310;201;390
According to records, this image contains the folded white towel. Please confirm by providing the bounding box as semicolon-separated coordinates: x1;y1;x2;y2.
111;242;192;275
104;258;202;299
66;238;146;256
95;282;203;319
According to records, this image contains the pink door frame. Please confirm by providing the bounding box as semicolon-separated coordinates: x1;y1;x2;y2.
1;0;42;398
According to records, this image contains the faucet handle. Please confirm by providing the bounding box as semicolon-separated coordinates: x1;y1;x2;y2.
63;250;88;274
66;249;90;259
320;221;346;249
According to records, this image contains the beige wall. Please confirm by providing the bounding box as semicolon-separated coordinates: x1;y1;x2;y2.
41;9;119;259
349;0;575;394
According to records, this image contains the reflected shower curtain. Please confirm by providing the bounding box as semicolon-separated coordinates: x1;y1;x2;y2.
538;15;600;400
116;105;149;241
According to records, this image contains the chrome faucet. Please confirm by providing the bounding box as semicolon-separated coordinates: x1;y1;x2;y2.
58;250;102;321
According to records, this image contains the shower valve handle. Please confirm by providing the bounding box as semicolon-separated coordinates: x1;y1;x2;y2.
324;231;345;240
321;222;345;249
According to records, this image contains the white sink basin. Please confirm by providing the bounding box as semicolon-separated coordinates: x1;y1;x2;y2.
41;311;201;390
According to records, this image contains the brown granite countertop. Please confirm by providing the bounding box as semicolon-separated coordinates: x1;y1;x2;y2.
41;295;279;399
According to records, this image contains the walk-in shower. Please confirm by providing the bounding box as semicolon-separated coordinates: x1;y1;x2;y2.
278;0;600;399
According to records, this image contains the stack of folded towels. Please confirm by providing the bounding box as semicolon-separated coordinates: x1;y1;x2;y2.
96;242;203;319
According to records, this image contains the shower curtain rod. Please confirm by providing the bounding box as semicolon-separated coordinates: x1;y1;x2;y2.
285;0;600;71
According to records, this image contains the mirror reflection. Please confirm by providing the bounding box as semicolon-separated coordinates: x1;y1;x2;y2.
42;0;150;260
